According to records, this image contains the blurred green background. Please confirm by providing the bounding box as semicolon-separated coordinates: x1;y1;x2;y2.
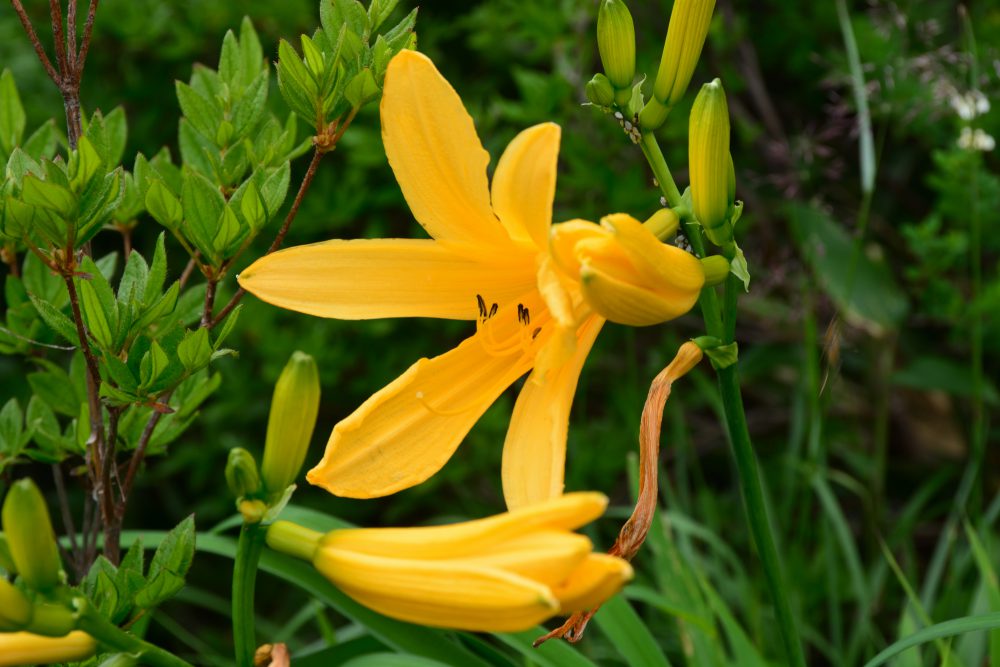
2;0;1000;664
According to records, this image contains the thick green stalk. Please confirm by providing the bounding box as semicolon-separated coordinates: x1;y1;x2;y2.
642;130;806;666
75;600;192;667
233;522;266;667
717;364;806;667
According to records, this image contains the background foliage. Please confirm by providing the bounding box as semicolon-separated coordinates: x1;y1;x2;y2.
1;0;999;664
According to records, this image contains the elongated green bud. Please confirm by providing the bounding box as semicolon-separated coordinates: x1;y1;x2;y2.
689;79;732;246
653;0;716;107
1;479;62;593
585;74;616;108
0;578;32;631
597;0;636;92
261;352;321;496
0;533;16;573
226;447;262;499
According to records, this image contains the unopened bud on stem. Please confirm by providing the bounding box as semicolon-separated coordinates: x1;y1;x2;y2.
225;448;262;500
689;79;733;246
653;0;716;107
585;74;616;108
597;0;636;93
261;352;321;497
0;579;32;631
1;479;62;593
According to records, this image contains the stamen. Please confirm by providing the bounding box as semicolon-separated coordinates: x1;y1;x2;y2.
476;294;487;319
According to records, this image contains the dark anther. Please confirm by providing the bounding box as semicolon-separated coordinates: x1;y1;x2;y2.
488;302;498;318
476;294;487;318
532;327;541;339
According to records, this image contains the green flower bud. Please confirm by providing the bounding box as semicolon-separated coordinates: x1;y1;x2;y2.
689;79;733;246
26;603;75;637
0;533;16;574
261;352;321;496
638;97;671;132
597;0;636;91
1;479;62;593
653;0;716;107
585;74;616;108
225;448;262;499
0;578;32;631
700;255;730;285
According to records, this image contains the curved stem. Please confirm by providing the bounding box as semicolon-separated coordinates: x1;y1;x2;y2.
639;131;683;208
75;599;192;667
232;522;266;666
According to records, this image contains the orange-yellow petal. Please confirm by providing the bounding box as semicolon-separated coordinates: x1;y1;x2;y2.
314;547;559;632
552;554;634;613
306;298;548;498
381;50;509;246
548;219;607;280
320;492;609;558
237;239;536;320
502;315;605;509
491;123;561;249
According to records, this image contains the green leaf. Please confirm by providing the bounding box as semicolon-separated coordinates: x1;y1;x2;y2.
177;328;212;371
176;82;222;142
218;29;242;86
70;136;103;192
118;250;150;307
21;120;60;161
28;365;80;417
21;174;75;217
28;294;78;344
181;168;226;259
729;244;750;291
145;180;183;229
103;107;128;166
148;515;196;581
238;17;264;86
260;162;291;217
240;181;267;230
213;204;243;257
139;340;170;387
592;594;672;667
277;39;319;122
340;656;452;667
232;71;268;139
0;398;25;456
79;280;114;349
789;202;907;334
145;233;168;304
135;570;186;609
863;614;1000;667
344;68;380;109
368;0;401;31
25;394;63;460
0;69;26;156
213;304;242;350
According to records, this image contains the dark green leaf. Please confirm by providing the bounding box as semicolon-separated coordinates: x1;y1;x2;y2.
135;570;186;609
0;69;26;156
148;515;196;581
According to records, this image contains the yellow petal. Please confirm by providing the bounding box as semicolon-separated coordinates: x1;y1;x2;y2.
321;492;608;558
552;553;634;613
0;632;96;666
461;530;591;586
600;213;705;293
381;50;509;246
579;262;698;326
238;239;536;320
307;297;546;498
491;123;561;249
548;219;606;280
315;547;559;632
502;314;605;509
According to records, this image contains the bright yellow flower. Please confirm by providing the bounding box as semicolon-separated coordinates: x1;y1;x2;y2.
0;631;96;666
266;492;633;632
238;50;704;508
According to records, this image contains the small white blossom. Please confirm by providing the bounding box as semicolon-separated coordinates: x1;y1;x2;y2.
958;126;995;152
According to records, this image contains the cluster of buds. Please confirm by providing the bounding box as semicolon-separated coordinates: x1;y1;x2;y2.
225;351;321;523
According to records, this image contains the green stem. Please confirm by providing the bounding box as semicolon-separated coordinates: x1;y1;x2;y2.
717;364;807;667
233;522;266;667
639;131;683;207
75;599;192;667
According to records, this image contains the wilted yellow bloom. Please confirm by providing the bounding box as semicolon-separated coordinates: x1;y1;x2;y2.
689;78;733;246
267;493;633;632
0;631;96;666
239;50;703;509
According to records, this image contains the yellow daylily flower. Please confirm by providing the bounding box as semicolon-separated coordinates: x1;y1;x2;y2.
238;50;705;508
266;492;633;632
0;631;96;666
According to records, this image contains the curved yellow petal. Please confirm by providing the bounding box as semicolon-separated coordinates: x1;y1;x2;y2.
321;492;608;558
549;219;606;280
579;261;699;326
600;213;705;293
307;297;547;498
491;123;561;249
0;632;97;666
462;530;591;585
238;239;536;320
552;554;634;613
381;50;509;245
502;314;605;509
315;548;559;632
